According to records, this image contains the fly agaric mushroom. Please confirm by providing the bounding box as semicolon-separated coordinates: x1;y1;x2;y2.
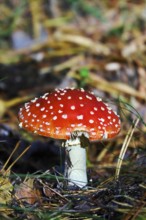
18;88;121;188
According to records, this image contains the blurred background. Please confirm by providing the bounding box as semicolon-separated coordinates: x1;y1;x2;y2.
0;0;146;175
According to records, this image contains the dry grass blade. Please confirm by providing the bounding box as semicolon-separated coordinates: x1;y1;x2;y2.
6;146;30;173
29;0;43;39
69;72;146;100
115;118;140;180
0;95;33;117
40;55;84;75
55;33;110;55
96;143;111;162
122;192;146;220
1;141;21;173
5;96;34;108
1;142;30;174
0;143;30;215
89;73;146;101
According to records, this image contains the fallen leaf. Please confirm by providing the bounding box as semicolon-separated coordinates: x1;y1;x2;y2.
15;178;41;205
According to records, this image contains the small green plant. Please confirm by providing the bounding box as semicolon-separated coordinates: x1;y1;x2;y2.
79;67;90;87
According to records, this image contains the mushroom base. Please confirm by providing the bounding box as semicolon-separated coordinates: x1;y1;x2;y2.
65;145;87;188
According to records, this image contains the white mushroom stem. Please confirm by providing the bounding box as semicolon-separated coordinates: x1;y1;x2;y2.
64;132;89;188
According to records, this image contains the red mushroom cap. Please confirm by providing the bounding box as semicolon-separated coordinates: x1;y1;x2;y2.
19;88;121;141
